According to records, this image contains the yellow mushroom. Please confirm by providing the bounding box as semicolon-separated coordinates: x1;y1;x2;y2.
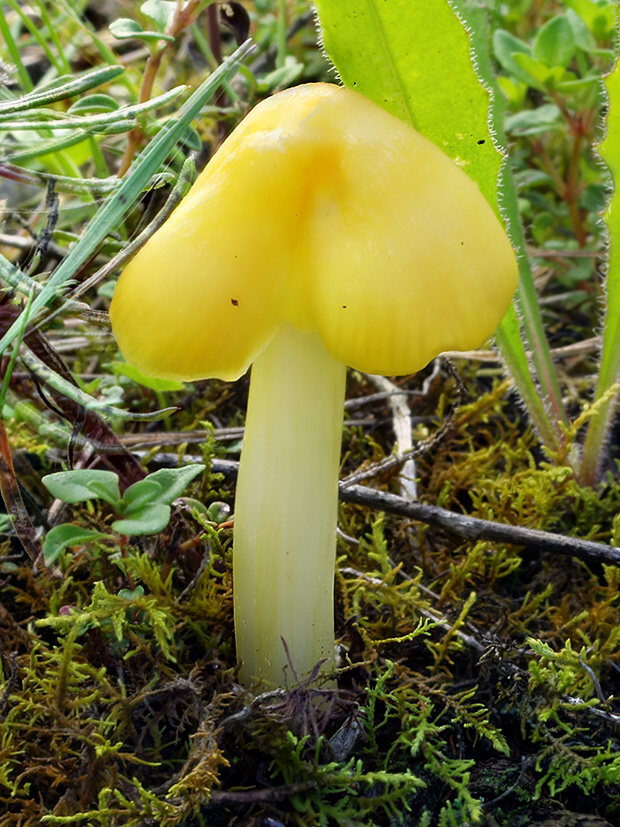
110;83;518;687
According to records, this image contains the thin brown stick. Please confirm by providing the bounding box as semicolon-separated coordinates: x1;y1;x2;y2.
338;482;620;567
208;781;316;806
202;457;620;566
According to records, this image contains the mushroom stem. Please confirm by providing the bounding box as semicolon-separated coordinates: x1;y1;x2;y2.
233;324;347;687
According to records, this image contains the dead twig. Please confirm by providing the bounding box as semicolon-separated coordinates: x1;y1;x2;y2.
338;482;620;567
205;457;620;567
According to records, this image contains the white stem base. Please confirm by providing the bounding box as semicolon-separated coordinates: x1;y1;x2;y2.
233;325;346;687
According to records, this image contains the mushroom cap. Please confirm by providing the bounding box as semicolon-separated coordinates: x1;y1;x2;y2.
110;83;518;381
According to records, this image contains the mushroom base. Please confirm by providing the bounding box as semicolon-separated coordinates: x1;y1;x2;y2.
233;324;347;687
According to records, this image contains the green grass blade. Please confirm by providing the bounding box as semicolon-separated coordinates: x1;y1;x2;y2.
3;127;133;164
4;0;67;76
0;39;254;359
33;0;72;76
0;10;34;91
0;253;48;298
458;2;567;452
580;36;620;484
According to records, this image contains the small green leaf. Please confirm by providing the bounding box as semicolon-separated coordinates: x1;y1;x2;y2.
141;464;206;506
532;15;576;69
563;0;617;40
512;53;563;87
180;125;203;152
68;94;120;115
259;59;305;93
43;524;112;566
179;497;210;517
555;69;603;97
566;7;597;51
493;29;534;86
109;17;174;43
141;0;177;32
505;103;562;135
113;504;171;535
118;479;163;515
118;585;145;600
0;65;125;115
42;469;121;506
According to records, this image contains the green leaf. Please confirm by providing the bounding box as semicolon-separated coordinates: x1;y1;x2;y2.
259;59;305;93
68;94;120;115
118;586;145;600
180;125;203;152
580;20;620;482
532;15;576;69
20;348;178;422
113;504;171;535
5;130;123;164
562;0;617;40
505;103;562;135
314;0;502;208
44;526;110;563
42;470;121;506
140;465;206;506
566;7;597;52
493;29;534;87
141;0;177;32
110;361;185;391
43;524;112;566
118;480;163;515
512;53;564;88
109;17;174;43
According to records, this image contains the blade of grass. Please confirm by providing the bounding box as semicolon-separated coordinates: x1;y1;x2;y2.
580;41;620;485
33;0;73;76
0;290;34;414
457;1;568;453
4;0;68;77
276;0;288;69
0;10;34;91
3;125;134;165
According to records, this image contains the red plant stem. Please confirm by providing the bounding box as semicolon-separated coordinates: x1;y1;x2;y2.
207;3;222;63
532;104;595;249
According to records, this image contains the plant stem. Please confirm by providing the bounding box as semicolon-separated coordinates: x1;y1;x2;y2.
233;325;346;687
117;0;205;177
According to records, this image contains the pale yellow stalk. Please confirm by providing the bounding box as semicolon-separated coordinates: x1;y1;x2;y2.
233;325;346;687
